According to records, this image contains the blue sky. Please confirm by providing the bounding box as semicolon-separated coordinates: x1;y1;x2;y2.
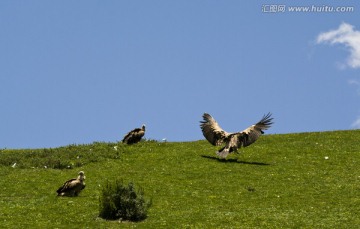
1;1;360;148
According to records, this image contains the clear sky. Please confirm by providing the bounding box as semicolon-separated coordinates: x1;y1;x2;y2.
1;1;359;149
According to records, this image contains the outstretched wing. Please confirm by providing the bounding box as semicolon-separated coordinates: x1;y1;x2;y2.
236;113;273;147
200;113;231;146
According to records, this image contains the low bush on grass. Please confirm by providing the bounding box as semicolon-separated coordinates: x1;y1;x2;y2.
99;179;151;222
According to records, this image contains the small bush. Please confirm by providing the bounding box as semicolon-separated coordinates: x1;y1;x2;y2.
99;180;151;222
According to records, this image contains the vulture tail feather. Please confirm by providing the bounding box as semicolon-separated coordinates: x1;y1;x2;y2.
216;148;230;159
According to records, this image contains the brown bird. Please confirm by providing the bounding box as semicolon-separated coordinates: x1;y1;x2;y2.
200;113;273;158
56;171;86;197
122;124;146;144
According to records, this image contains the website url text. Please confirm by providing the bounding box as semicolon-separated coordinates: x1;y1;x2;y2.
262;5;355;13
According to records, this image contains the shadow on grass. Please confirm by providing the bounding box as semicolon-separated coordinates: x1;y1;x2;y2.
201;155;270;166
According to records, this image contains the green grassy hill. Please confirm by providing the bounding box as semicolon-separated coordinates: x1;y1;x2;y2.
0;130;359;228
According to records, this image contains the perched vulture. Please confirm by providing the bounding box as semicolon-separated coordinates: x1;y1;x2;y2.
200;113;273;158
56;171;86;197
122;124;146;144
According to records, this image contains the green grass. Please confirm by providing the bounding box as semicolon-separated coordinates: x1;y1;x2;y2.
0;130;359;228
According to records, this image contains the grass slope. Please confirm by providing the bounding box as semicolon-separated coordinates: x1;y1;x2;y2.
0;130;359;228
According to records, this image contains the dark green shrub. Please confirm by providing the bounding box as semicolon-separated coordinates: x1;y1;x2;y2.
99;180;151;222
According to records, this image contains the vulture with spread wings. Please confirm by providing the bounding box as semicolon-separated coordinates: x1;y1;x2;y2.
122;124;146;144
56;171;86;197
200;113;273;158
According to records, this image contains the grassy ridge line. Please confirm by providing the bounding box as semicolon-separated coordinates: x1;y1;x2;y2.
0;130;359;228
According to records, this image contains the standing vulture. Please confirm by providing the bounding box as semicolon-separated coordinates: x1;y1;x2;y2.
56;171;86;197
122;124;146;144
200;113;273;158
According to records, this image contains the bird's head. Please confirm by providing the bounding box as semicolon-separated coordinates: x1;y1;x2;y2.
142;124;146;131
78;171;85;180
